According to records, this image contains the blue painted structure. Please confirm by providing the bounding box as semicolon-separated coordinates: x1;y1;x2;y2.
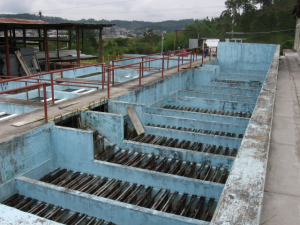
0;42;279;224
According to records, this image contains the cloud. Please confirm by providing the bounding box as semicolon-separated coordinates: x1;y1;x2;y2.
1;0;226;22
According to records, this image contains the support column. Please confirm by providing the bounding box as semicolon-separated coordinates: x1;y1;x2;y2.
76;28;80;64
23;28;27;47
38;29;43;51
12;29;16;47
56;29;60;58
81;29;84;54
44;29;50;72
69;30;72;50
4;28;11;77
99;28;103;63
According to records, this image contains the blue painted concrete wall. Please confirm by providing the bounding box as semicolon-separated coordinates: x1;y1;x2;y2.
0;73;55;93
164;95;255;112
120;141;234;170
113;69;193;106
0;123;53;184
217;42;277;71
146;107;250;126
145;113;247;134
50;126;94;169
82;111;124;145
0;102;38;114
16;177;210;225
186;84;260;97
62;66;103;78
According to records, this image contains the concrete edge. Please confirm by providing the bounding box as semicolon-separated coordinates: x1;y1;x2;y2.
210;45;280;225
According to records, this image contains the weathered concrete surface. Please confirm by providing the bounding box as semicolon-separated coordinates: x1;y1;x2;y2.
0;204;61;225
210;45;280;225
0;58;212;143
260;50;300;225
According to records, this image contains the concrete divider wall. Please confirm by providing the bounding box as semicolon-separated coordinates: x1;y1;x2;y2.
0;123;53;184
144;113;247;134
16;177;211;225
116;54;187;69
108;101;146;124
120;141;234;170
146;107;250;126
211;45;280;224
113;69;194;106
62;66;102;78
164;95;255;112
82;111;124;145
217;42;277;71
193;66;220;85
50;126;94;170
0;73;55;93
0;102;38;114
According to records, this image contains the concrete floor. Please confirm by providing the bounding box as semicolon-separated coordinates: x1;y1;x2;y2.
260;50;300;224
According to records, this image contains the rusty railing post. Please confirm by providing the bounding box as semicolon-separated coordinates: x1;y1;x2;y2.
162;53;164;79
51;72;55;105
107;69;110;99
139;63;142;87
43;84;48;123
112;61;115;86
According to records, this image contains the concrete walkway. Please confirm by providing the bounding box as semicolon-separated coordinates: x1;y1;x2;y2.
260;50;300;224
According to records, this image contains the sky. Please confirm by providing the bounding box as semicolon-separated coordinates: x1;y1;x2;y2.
1;0;227;22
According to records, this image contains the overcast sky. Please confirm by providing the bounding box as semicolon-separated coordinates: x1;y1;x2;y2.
1;0;227;22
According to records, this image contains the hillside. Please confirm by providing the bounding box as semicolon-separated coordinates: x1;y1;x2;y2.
0;13;194;33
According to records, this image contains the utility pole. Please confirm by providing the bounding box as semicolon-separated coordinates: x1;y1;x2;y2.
39;11;42;20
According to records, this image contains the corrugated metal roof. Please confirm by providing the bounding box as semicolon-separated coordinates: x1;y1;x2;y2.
0;17;49;24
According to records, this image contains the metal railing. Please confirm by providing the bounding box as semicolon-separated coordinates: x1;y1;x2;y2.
0;46;218;122
0;83;49;123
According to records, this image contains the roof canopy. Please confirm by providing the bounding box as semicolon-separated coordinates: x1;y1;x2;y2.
0;17;115;31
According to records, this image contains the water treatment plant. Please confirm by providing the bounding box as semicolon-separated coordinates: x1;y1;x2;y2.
2;13;300;224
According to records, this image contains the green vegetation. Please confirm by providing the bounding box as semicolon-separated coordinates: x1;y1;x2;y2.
4;0;297;57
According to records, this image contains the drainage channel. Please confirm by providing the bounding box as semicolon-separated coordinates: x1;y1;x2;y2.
145;123;244;139
162;105;252;118
38;168;217;222
126;131;237;157
96;145;228;183
1;194;115;225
